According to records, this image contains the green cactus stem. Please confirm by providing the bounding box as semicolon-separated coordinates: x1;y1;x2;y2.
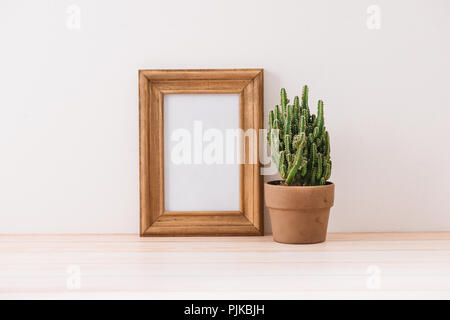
268;85;332;186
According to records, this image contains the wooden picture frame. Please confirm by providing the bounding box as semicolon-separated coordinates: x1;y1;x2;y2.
139;69;263;236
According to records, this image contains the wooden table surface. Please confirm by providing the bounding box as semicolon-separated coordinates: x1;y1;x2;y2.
1;233;450;299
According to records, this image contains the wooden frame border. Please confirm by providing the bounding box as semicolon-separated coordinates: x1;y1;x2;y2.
139;69;263;236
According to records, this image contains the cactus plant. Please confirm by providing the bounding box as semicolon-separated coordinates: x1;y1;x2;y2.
268;85;332;186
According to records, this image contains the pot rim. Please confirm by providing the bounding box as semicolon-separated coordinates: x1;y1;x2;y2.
265;180;334;189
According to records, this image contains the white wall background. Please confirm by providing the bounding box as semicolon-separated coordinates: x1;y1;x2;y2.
1;0;449;234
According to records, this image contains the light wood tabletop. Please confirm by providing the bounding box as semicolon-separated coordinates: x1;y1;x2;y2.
1;233;450;299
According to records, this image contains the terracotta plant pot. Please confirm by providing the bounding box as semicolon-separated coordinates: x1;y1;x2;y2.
265;181;335;244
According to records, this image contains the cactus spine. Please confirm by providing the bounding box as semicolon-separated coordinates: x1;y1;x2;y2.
268;85;332;186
